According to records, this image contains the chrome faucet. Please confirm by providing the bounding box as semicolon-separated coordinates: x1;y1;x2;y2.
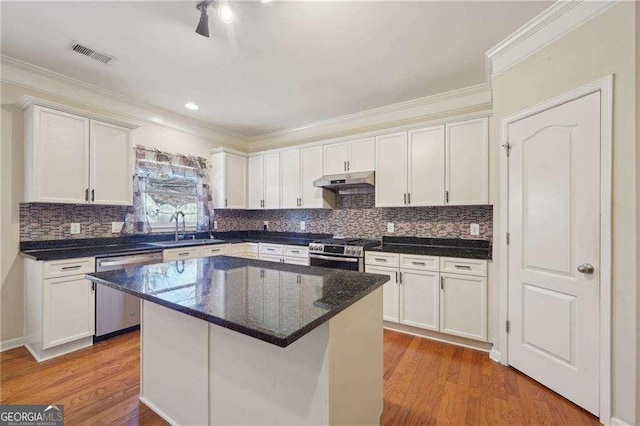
169;211;186;241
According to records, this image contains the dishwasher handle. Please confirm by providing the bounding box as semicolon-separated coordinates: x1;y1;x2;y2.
97;253;162;269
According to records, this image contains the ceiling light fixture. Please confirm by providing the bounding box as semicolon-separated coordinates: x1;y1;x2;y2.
260;0;272;3
185;102;199;110
195;1;233;37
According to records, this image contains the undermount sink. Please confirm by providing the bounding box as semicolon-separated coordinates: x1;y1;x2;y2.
148;239;226;248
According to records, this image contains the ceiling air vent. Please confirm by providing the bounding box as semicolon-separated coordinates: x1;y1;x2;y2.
70;42;116;65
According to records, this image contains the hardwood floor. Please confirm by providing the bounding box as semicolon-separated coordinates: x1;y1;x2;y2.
0;330;600;425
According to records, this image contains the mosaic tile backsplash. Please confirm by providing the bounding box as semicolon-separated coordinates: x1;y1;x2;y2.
20;194;493;242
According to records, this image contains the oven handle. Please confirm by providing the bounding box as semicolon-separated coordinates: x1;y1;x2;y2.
309;254;359;263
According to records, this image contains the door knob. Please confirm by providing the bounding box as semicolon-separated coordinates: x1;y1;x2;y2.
577;263;595;274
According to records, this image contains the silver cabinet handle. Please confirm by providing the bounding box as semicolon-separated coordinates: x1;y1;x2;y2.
407;193;411;205
411;261;425;266
454;265;472;270
91;189;95;202
440;275;444;290
225;199;228;207
374;258;387;262
344;161;347;171
395;271;398;283
403;193;407;205
290;250;300;254
61;265;82;270
347;160;350;171
577;263;595;274
178;252;190;256
399;272;403;284
445;190;449;204
85;188;89;202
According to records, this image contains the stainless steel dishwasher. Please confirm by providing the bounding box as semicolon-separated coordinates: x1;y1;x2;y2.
95;251;163;341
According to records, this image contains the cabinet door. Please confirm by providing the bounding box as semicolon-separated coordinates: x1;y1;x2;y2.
440;273;487;341
399;270;440;331
29;106;90;203
43;275;95;349
365;266;399;322
375;132;408;207
280;149;301;209
263;153;281;209
163;248;200;261
445;118;489;205
225;153;247;209
301;146;333;208
90;120;133;205
323;143;348;175
247;156;264;209
408;126;445;206
348;138;375;172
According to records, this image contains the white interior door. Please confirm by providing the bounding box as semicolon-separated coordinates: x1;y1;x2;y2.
507;92;601;415
90;120;133;205
247;156;264;209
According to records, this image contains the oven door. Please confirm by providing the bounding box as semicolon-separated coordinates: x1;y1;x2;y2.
309;254;362;272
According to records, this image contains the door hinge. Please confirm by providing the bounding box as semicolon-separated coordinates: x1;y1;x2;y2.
506;232;510;245
506;320;510;334
502;142;512;157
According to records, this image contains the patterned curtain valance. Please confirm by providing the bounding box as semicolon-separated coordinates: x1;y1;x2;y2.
134;145;209;180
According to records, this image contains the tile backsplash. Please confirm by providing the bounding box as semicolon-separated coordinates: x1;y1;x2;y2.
20;194;493;242
214;194;493;241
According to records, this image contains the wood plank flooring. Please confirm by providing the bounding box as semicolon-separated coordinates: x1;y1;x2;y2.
0;330;600;425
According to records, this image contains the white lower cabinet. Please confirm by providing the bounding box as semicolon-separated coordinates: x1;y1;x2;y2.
24;256;96;362
163;244;230;262
258;243;309;265
440;273;487;341
399;270;440;331
366;252;487;342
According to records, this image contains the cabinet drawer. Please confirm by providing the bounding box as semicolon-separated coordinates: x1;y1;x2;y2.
284;245;308;258
43;257;95;279
239;253;259;260
245;243;259;254
259;254;282;263
284;256;309;266
400;254;439;271
163;248;200;262
200;244;230;257
229;243;259;255
259;243;284;256
439;257;487;277
365;252;399;268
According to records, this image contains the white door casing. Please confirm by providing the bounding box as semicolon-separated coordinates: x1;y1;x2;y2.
507;91;601;415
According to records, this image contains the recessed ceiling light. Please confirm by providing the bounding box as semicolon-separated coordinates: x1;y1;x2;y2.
260;0;272;3
218;5;233;23
185;102;199;110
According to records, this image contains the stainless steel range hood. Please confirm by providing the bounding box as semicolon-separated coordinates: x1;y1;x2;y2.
313;171;375;195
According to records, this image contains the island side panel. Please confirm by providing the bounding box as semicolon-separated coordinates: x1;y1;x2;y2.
140;301;209;426
328;287;384;425
209;323;331;425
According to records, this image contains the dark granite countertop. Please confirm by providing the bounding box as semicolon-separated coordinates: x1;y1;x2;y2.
367;237;492;260
86;256;388;347
20;231;333;261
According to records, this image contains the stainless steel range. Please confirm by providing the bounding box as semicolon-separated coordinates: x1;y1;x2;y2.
308;238;380;272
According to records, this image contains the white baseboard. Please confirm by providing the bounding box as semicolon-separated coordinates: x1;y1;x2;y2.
139;396;178;426
0;336;24;352
383;322;492;353
610;417;634;426
489;348;502;363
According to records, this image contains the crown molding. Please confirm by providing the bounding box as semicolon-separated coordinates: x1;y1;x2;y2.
209;147;248;157
1;55;249;150
247;83;492;152
485;0;619;78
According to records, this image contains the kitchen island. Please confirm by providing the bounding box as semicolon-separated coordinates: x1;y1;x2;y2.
86;256;388;426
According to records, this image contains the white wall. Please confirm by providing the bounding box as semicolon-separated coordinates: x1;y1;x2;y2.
491;3;637;424
0;81;236;344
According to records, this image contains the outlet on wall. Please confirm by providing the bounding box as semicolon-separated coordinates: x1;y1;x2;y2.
470;224;480;236
387;223;395;233
70;223;81;234
263;221;269;231
111;222;124;233
300;221;306;231
213;220;218;230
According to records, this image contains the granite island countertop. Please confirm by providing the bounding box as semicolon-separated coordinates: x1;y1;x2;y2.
86;256;389;347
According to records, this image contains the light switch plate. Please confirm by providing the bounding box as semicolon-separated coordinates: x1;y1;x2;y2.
70;223;81;234
387;223;395;233
470;224;480;236
111;222;124;233
300;221;306;230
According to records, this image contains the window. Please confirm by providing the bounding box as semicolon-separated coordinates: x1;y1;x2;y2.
123;146;213;234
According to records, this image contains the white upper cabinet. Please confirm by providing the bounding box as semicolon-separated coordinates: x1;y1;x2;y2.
247;156;265;209
323;138;374;174
445;117;489;205
211;150;247;209
90;120;133;205
323;143;349;175
280;149;301;209
300;146;334;209
408;126;445;206
347;138;375;173
375;132;408;207
26;106;90;204
23;103;135;205
263;153;281;209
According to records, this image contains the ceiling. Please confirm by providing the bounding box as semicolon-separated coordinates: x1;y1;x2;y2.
1;1;550;138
